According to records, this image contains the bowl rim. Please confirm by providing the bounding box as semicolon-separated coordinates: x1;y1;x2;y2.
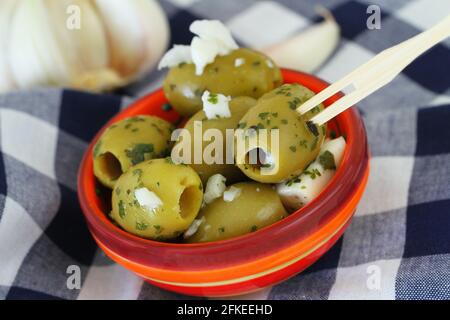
78;69;369;272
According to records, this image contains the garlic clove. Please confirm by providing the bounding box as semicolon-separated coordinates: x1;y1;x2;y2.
261;8;340;73
71;68;125;92
48;0;111;88
93;0;169;79
135;0;170;77
9;0;72;89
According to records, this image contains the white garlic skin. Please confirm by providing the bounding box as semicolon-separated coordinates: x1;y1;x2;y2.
0;0;169;93
262;8;340;73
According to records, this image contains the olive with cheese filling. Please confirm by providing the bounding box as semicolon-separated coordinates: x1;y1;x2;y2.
93;115;174;189
110;158;203;240
163;48;282;117
235;83;327;183
172;95;257;184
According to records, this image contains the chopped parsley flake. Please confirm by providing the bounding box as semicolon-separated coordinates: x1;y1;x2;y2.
275;85;292;96
118;200;126;219
311;106;321;114
237;122;247;129
218;227;225;233
318;150;337;170
153;225;162;234
93;140;102;158
304;168;322;179
125;144;154;165
289;145;297;152
285;176;301;187
288;97;301;110
299;140;308;148
207;93;219;104
126;117;146;123
250;225;258;232
258;112;270;120
162;103;172;111
136;222;148;231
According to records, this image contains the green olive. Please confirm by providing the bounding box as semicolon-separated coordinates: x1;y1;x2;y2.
111;158;203;240
163;48;283;117
93;115;174;189
235;84;326;183
172;96;257;184
186;182;287;243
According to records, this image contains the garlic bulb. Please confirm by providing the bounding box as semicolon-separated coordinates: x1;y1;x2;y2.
261;8;340;73
0;0;169;93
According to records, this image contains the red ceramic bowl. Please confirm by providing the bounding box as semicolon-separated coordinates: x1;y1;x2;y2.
78;69;370;297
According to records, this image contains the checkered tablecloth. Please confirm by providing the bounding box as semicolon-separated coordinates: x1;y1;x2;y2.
0;0;449;300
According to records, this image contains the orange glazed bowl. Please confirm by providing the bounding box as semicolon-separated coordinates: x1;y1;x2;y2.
78;69;370;297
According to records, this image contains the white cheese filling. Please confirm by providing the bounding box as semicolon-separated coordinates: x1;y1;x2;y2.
223;186;241;202
183;217;205;239
134;187;163;213
234;58;245;67
204;173;227;204
202;90;232;119
276;137;346;211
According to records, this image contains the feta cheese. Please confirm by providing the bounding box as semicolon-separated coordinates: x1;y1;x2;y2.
134;187;163;212
158;45;192;70
190;20;238;55
204;173;227;204
277;137;346;211
223;186;241;202
191;36;221;75
183;217;205;239
159;20;238;75
234;58;245;67
202;90;231;119
266;59;274;68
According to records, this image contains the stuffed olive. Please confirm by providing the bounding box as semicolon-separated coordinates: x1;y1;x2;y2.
163;48;283;117
93;115;174;189
186;182;287;243
173;96;257;184
235;84;327;183
111;158;203;240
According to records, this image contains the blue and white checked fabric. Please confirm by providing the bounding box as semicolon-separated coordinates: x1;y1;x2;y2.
0;0;449;300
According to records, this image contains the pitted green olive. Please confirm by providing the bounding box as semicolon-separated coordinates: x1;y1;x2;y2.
111;158;203;240
173;96;257;184
235;83;326;183
93;115;174;189
186;182;287;243
163;48;283;117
